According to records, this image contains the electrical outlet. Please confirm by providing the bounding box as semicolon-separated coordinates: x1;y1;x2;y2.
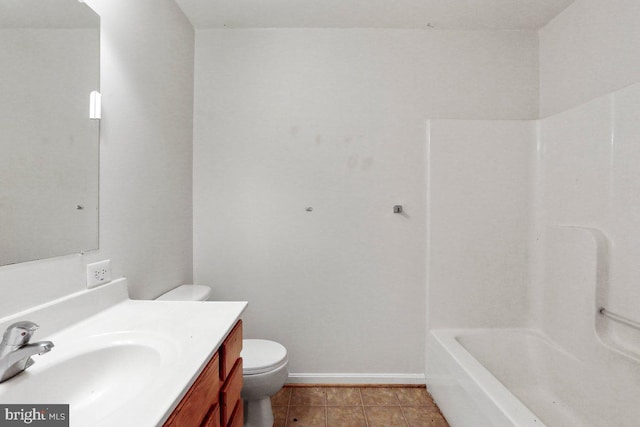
86;260;112;288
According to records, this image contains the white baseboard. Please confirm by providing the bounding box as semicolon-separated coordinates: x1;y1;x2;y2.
286;373;426;385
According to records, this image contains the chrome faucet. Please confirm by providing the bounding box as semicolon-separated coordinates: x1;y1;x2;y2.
0;321;54;382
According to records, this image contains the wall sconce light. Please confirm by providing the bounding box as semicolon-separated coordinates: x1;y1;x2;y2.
89;91;101;120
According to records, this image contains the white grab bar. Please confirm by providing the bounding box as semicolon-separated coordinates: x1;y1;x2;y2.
599;307;640;330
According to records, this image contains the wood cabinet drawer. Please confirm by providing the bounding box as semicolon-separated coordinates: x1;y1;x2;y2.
227;399;243;427
164;352;220;427
221;358;243;426
202;404;221;427
221;320;243;381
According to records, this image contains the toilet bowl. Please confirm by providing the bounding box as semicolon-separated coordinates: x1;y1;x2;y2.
156;285;289;427
241;339;288;427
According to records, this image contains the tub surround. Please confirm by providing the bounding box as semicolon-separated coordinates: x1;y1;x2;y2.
0;279;247;427
426;82;640;426
427;119;534;330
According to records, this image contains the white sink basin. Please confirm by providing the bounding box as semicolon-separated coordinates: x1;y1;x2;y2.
0;279;247;426
0;332;177;422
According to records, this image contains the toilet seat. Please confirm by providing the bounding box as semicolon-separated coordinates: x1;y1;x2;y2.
242;339;288;375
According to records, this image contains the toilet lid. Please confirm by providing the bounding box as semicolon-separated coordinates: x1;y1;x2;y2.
241;339;288;375
155;284;211;301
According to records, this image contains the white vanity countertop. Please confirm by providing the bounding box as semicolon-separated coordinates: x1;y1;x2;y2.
0;279;247;427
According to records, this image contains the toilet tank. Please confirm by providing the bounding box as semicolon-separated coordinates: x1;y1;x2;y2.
155;284;211;301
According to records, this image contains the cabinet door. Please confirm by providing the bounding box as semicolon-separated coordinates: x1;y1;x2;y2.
220;358;243;426
164;353;220;427
220;320;243;381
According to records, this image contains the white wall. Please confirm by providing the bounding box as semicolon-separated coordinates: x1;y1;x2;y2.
0;0;195;316
427;120;535;329
539;0;640;117
193;28;538;377
90;0;195;300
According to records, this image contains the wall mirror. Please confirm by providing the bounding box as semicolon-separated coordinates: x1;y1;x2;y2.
0;0;100;266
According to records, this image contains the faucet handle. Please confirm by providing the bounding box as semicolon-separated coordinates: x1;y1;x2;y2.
1;321;39;347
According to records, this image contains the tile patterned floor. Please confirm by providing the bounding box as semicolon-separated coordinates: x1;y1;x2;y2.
270;385;450;427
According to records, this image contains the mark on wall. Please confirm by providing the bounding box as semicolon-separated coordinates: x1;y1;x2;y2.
361;156;374;171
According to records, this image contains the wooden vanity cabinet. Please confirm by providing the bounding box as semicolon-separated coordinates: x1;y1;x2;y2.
164;320;243;427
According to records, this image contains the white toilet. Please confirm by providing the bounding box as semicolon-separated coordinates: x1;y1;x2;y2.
156;285;289;427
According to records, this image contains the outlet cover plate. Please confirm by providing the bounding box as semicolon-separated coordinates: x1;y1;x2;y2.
86;260;112;289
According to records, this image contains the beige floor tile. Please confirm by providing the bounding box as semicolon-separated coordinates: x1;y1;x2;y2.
364;406;408;427
272;387;292;406
402;406;449;427
360;387;401;406
272;385;449;427
272;405;288;427
326;387;362;406
287;406;326;426
290;387;327;406
395;388;436;406
327;406;367;427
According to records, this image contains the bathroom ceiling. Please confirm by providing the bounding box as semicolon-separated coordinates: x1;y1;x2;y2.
175;0;576;30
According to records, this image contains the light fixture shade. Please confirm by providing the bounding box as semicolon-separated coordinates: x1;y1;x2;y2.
89;90;101;120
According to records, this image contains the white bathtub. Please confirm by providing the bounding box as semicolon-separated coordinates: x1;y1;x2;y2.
426;329;640;427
